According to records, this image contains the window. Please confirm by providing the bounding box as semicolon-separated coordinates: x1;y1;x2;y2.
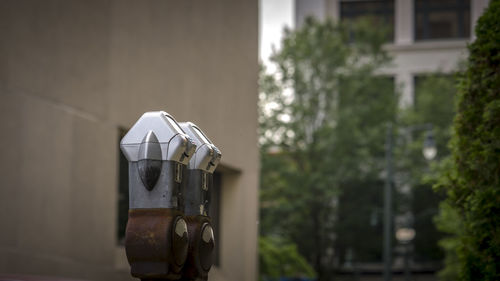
117;128;129;244
340;0;395;42
413;74;456;111
415;0;470;40
209;171;222;266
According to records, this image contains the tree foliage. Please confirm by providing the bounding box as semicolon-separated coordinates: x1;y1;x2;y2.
259;236;316;281
398;74;458;263
435;1;500;280
434;199;463;281
259;17;397;280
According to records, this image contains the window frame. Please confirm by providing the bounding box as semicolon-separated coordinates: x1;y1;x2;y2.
340;0;396;42
414;0;471;41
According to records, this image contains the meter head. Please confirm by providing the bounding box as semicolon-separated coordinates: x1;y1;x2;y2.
120;111;197;209
179;122;221;174
121;111;196;165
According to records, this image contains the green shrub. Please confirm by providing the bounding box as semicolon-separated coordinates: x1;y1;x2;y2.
435;1;500;280
259;236;316;281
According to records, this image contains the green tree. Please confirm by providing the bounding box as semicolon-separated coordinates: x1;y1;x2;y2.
398;74;458;263
259;236;316;281
435;1;500;280
434;199;463;281
259;17;397;280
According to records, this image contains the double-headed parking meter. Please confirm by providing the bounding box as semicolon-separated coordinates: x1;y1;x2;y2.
179;122;221;281
120;111;196;280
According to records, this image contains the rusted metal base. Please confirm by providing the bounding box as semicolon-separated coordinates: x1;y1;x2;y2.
180;215;215;281
126;208;188;280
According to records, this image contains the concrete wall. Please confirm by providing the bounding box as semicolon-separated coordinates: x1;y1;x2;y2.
0;1;259;281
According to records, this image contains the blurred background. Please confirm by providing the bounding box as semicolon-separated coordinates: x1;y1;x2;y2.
0;1;496;281
258;1;493;281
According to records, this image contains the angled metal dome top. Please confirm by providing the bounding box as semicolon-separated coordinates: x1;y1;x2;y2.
120;111;196;164
179;122;221;173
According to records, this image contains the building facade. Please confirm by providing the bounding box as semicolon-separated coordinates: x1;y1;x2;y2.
296;0;490;107
0;1;258;281
294;0;490;279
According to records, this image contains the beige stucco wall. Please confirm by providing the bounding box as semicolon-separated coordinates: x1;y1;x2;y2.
0;1;259;281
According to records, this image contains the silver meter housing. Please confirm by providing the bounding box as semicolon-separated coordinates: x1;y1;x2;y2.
179;122;221;216
120;111;196;209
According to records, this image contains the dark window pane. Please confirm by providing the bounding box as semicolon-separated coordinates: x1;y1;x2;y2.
340;0;395;42
209;171;222;266
334;180;385;263
416;0;458;9
463;9;470;37
415;0;470;40
117;128;129;245
411;184;445;262
413;74;456;113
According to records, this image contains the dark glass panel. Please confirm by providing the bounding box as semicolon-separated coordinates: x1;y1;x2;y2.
340;0;395;42
415;0;470;40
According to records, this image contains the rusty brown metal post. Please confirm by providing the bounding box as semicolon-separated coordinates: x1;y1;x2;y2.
181;216;215;281
126;209;189;279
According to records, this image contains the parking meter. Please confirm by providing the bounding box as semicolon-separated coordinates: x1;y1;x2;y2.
179;122;221;281
120;111;196;280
